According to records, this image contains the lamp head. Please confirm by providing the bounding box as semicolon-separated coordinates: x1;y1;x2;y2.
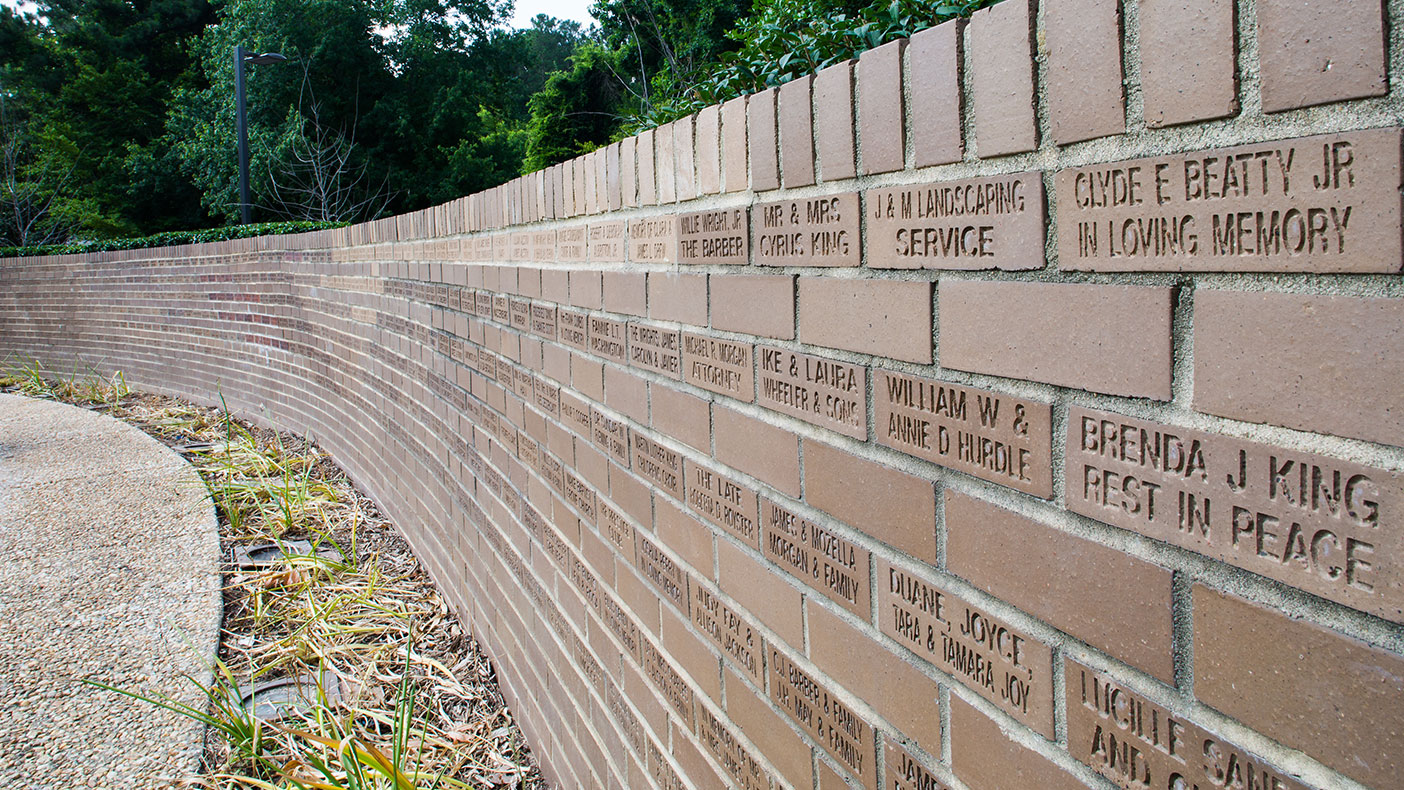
245;52;287;65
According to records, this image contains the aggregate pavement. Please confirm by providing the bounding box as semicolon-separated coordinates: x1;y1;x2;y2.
0;393;221;789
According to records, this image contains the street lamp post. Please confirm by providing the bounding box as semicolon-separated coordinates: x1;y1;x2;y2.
234;46;287;225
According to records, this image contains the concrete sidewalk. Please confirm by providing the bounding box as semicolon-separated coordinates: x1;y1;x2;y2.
0;393;221;789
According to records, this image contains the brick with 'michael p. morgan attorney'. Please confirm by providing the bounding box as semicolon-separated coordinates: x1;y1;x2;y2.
1045;0;1124;143
1194;290;1404;448
938;280;1173;400
1194;585;1404;789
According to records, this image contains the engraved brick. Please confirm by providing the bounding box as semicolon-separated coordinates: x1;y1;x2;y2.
810;599;946;756
656;122;676;204
885;742;952;790
718;540;803;649
950;695;1088;790
722;95;749;193
754;193;860;267
682;332;753;400
1055;129;1403;273
877;556;1055;736
675;116;697;202
677;207;748;265
638;128;657;205
692;582;764;683
1065;658;1311;790
803;440;936;562
909;19;963;167
697;104;721;195
628;215;677;264
588;221;627;264
761;497;870;616
779;75;815;188
768;646;877;787
636;530;691;615
1194;585;1404;789
711;274;794;340
656;496;715;577
588;315;628;363
866;173;1045;270
633;432;685;501
1067;404;1404;622
798;277;932;364
970;0;1037;157
1194;290;1404;447
757;345;866;439
1047;0;1124;143
591;407;631;466
1257;0;1387;112
814;59;857;181
684;458;760;546
694;703;769;790
748;87;780;192
874;370;1051;496
946;491;1175;682
640;637;695;724
714;405;800;497
648;273;707;326
725;668;814;790
938;280;1172;399
628;322;682;379
859;38;905;175
650;383;711;453
1140;0;1238;126
604;271;647;316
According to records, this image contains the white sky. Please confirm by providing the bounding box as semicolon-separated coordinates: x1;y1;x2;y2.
2;0;596;30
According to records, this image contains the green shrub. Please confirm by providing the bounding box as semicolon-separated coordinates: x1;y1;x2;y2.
0;220;346;259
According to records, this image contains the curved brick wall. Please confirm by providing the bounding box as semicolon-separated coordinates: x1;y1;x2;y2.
4;1;1403;788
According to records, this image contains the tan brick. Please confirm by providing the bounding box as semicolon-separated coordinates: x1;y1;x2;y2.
674;116;697;202
656;121;676;204
807;602;941;754
637;127;657;205
1194;585;1404;789
798;277;932;363
711;273;794;340
909;19;963;167
779;75;815;188
647;272;707;326
655;496;715;577
858;39;905;175
603;271;647;317
803;440;936;562
748;87;780;192
696;104;721;195
620;135;638;208
1257;0;1387;112
950;696;1089;790
650;383;711;453
717;539;803;649
604;365;649;424
1046;0;1124;143
661;606;721;704
814;59;857;181
570;270;603;310
945;491;1175;682
722;95;748;193
713;405;801;497
938;280;1172;399
1194;290;1404;448
970;0;1037;156
1140;0;1238;126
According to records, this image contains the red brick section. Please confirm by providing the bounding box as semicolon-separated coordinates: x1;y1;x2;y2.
950;696;1090;790
710;274;794;340
813;60;856;181
799;277;932;364
1194;585;1404;789
748;87;780;192
1139;0;1238;126
713;405;800;497
803;440;937;562
944;491;1176;683
1257;0;1387;112
858;39;905;175
1194;290;1404;448
970;0;1036;157
1045;0;1124;143
908;19;963;167
778;75;815;188
938;280;1173;400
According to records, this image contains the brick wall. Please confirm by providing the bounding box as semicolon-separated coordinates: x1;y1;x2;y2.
4;1;1403;788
